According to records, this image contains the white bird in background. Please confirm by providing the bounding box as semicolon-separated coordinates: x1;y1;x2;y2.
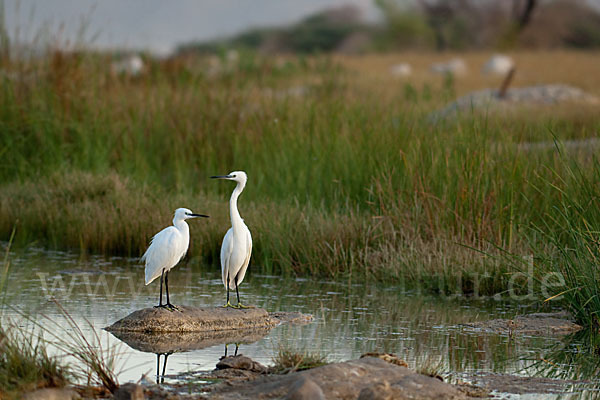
142;208;209;310
211;171;253;308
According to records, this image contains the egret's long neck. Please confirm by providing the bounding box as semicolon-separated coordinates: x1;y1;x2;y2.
229;181;245;231
173;218;190;236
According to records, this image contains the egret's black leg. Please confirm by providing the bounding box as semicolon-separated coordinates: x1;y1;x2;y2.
234;276;251;308
223;272;233;308
165;270;169;304
224;343;228;358
154;269;165;308
234;343;239;356
161;353;170;384
165;270;170;307
164;270;179;311
156;354;160;384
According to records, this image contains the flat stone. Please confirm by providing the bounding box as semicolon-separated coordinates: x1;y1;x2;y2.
207;357;466;399
105;305;277;333
269;311;314;325
23;388;80;400
463;312;582;336
360;352;408;367
465;372;592;395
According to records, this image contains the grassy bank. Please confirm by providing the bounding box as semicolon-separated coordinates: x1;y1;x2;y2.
1;49;599;294
522;157;600;328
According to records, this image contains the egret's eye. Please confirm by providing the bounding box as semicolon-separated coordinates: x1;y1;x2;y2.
232;175;236;178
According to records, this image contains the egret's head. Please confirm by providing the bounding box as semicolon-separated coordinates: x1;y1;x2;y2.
174;208;209;221
211;171;247;185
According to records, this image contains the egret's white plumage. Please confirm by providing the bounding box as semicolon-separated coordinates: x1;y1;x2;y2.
142;207;208;308
211;171;252;307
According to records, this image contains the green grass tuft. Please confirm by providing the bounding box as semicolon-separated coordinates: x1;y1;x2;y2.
522;155;600;328
270;347;329;374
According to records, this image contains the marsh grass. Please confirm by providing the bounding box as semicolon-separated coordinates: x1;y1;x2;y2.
270;347;329;374
1;45;599;294
519;154;600;328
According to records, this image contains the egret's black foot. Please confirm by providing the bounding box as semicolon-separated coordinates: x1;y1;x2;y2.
233;302;253;309
222;301;235;308
165;303;180;312
154;304;168;309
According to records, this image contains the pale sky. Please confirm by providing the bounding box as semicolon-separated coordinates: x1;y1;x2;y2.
4;0;380;56
5;0;600;56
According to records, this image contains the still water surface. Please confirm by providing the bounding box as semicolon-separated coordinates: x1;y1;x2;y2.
1;245;597;397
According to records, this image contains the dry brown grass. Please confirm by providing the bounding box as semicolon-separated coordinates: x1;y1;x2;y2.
336;50;600;103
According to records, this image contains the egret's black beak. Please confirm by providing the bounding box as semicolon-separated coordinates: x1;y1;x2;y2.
211;175;232;179
190;213;209;218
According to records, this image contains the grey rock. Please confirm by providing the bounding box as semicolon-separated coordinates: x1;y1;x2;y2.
358;381;392;400
431;84;599;120
463;312;582;336
113;383;144;400
216;355;268;374
286;377;325;400
208;357;466;399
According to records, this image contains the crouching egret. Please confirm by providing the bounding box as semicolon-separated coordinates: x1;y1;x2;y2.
211;171;252;308
142;208;209;310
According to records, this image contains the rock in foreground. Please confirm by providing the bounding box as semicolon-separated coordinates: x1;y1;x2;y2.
106;305;277;333
207;357;466;399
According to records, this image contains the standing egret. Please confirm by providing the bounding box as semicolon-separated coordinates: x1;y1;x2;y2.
142;208;209;310
211;171;252;308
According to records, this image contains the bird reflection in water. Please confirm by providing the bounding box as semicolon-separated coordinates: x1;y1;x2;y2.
156;352;173;384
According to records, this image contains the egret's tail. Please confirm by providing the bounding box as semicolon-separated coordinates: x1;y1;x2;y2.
145;268;161;286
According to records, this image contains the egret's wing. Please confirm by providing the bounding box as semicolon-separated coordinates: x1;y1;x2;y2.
220;228;233;288
143;226;180;285
233;228;252;288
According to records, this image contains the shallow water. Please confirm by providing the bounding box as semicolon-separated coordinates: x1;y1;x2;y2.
1;245;598;397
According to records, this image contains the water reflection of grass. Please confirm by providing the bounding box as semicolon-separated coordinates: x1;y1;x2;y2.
1;248;123;397
0;249;572;382
519;330;600;398
533;330;600;382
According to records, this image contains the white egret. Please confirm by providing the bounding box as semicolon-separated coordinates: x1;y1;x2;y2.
142;208;209;309
211;171;252;308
